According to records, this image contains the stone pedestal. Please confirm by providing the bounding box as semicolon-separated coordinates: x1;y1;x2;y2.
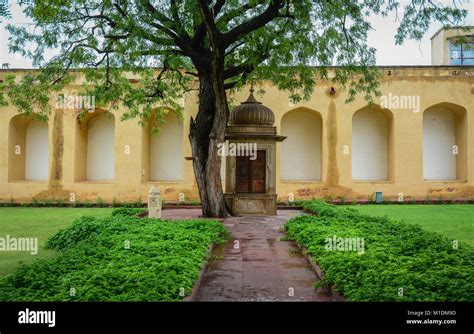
148;186;162;218
225;193;277;216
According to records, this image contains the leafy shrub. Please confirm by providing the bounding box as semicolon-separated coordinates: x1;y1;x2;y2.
338;196;346;205
286;200;474;301
55;197;65;207
132;196;143;208
112;196;120;207
322;195;333;204
111;207;146;217
96;196;106;208
302;200;339;217
46;216;105;250
31;197;40;207
0;214;226;301
368;193;375;203
425;195;432;204
42;198;53;207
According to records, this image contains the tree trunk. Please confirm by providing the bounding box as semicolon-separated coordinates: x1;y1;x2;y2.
189;74;231;218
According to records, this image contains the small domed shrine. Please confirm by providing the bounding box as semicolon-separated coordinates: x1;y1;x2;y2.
229;88;275;126
224;87;286;216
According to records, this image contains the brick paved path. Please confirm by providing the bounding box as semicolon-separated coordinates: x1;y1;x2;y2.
194;210;339;301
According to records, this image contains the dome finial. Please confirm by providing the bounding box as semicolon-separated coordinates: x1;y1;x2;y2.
243;84;259;104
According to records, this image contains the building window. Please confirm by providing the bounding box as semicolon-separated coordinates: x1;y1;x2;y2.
450;41;474;65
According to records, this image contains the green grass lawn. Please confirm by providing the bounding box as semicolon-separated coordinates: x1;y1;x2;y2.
354;204;474;246
0;208;113;276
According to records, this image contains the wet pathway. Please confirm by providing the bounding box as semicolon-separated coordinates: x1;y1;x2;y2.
196;210;339;301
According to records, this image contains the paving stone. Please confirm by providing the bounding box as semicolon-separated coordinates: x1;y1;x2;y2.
194;210;341;302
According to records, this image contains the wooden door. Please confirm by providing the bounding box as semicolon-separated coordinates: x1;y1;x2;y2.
236;150;266;193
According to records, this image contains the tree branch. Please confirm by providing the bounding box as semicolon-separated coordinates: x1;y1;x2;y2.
213;0;227;17
216;1;265;25
223;0;284;47
197;0;221;44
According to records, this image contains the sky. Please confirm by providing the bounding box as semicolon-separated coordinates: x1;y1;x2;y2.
0;1;473;68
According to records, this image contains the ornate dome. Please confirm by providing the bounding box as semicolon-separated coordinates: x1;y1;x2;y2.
229;87;275;126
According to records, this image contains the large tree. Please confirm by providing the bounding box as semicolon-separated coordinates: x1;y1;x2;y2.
0;0;10;19
0;0;466;217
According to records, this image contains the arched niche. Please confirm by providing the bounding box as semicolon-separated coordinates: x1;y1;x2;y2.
25;119;49;180
142;110;184;181
352;106;393;181
423;103;467;181
74;110;115;181
8;115;49;181
280;108;322;181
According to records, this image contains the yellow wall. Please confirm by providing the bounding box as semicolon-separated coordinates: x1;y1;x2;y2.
1;66;473;203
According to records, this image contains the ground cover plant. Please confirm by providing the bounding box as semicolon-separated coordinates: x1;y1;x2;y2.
0;208;226;301
284;201;474;301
